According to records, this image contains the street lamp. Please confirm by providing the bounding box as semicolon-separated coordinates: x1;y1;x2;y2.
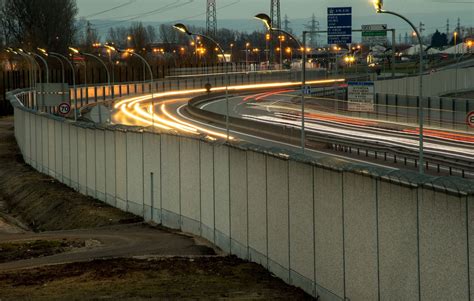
373;0;426;174
105;43;156;132
39;49;78;121
255;13;307;152
19;49;49;83
69;47;111;97
173;23;231;141
70;47;111;123
38;48;64;84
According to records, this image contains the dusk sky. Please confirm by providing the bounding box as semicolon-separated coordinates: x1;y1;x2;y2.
76;0;473;34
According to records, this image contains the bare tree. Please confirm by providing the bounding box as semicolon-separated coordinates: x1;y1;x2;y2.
0;0;78;52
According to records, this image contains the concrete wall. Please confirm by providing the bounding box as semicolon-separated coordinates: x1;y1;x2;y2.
375;67;474;97
11;104;474;301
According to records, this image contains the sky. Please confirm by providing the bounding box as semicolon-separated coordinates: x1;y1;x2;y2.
76;0;474;35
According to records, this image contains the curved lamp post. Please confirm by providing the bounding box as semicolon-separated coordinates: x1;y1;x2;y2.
38;48;64;83
105;43;156;131
27;50;50;83
6;48;35;90
173;23;231;141
70;47;111;123
255;13;307;153
39;50;78;121
373;0;425;174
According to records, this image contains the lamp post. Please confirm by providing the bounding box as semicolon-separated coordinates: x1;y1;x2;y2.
28;51;50;83
6;48;35;90
18;49;43;84
105;43;156;130
374;0;425;174
255;13;307;152
38;48;64;83
173;23;231;141
454;31;458;60
49;51;78;121
69;47;111;124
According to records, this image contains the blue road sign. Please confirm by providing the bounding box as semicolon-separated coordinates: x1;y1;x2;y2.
328;7;352;44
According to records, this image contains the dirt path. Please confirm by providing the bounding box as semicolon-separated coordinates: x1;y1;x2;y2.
0;223;216;271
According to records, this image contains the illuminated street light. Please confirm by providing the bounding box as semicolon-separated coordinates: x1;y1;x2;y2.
173;23;231;142
255;12;307;152
374;0;426;174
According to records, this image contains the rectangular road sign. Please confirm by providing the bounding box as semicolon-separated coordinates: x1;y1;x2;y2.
302;85;312;95
36;83;69;107
347;81;375;112
328;7;352;44
362;24;388;45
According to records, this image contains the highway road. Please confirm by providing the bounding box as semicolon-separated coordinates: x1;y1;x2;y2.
110;81;474;178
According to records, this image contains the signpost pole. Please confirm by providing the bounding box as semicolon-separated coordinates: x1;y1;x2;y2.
392;29;396;78
301;32;307;153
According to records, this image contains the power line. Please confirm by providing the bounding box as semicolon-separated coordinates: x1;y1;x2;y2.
82;0;137;19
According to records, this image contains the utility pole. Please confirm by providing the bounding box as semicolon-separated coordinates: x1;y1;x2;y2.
399;33;402;44
419;22;425;43
405;32;408;44
206;0;217;37
283;14;291;33
446;19;450;38
270;0;281;64
305;14;320;48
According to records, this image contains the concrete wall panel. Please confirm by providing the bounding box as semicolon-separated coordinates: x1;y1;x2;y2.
343;173;378;301
105;130;116;205
95;130;106;201
23;112;31;163
30;114;38;168
161;134;180;229
378;181;418;300
199;141;214;243
61;123;71;185
247;151;267;266
267;156;289;282
54;121;62;181
314;168;344;299
229;148;248;258
86;129;96;197
35;115;43;170
115;131;127;210
213;144;230;252
126;132;144;216
41;117;48;173
69;125;79;189
47;119;55;176
143;132;161;222
289;161;314;288
419;189;469;300
179;137;201;235
77;128;87;194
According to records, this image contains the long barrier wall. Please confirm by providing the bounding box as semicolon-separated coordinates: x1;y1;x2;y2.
375;66;474;97
9;90;474;301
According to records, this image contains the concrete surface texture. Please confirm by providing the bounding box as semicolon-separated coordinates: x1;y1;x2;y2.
375;66;474;97
11;106;474;301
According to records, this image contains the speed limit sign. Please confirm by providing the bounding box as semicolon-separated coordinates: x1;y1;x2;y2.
58;103;71;115
467;111;474;128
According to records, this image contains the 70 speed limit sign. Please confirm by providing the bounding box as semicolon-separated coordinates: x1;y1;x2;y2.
58;103;71;115
468;111;474;128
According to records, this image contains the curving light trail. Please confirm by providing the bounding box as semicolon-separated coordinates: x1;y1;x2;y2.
112;79;345;140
